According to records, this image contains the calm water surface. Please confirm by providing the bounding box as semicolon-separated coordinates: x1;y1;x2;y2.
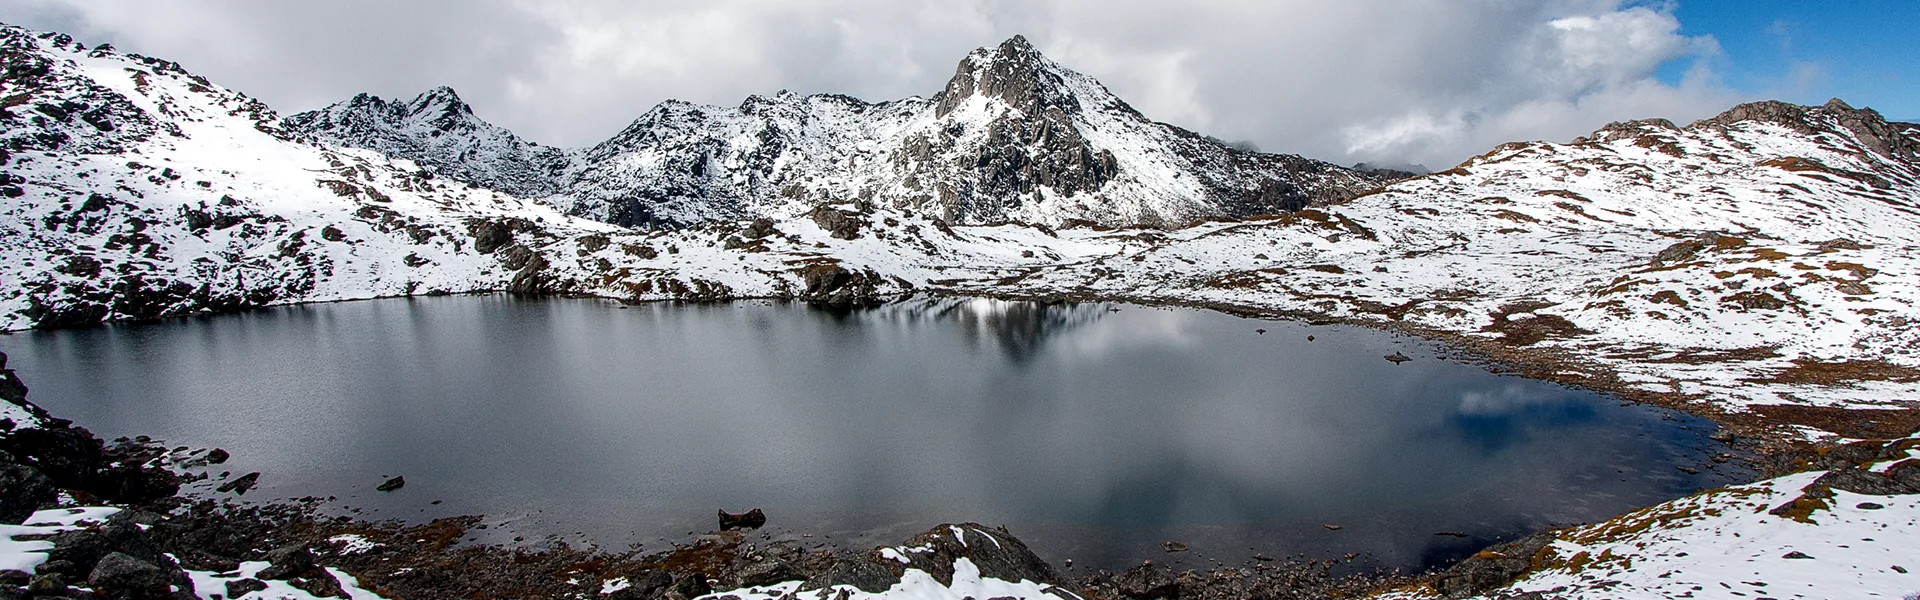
1;295;1745;570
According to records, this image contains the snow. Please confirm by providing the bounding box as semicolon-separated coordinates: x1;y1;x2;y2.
0;507;121;571
1;506;388;600
187;562;387;600
326;534;376;555
601;576;631;594
1381;462;1920;600
696;558;1072;600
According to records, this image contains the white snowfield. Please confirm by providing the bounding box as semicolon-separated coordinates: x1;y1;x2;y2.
5;21;1920;600
1379;436;1920;600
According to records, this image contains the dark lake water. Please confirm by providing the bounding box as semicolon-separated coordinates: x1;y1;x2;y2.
1;295;1745;571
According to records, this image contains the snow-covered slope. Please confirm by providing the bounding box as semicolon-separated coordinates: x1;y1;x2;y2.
0;24;627;328
285;36;1388;228
281;86;569;197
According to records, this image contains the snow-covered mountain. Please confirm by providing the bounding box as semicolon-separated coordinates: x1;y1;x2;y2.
281;86;569;197
5;18;1920;427
285;36;1389;228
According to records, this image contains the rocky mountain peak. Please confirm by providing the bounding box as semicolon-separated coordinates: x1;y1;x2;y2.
1691;98;1916;163
283;86;566;197
405;86;476;125
935;35;1111;120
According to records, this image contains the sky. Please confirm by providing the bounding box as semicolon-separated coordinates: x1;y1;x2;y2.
0;0;1913;169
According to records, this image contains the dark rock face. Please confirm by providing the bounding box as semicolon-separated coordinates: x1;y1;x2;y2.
215;472;260;495
1431;532;1555;599
468;219;514;254
884;523;1059;587
928;36;1121;214
798;263;884;308
809;206;866;240
224;578;268;598
257;544;319;580
1692;98;1918;163
606;570;673;600
1815;464;1920;495
0;453;56;523
1113;563;1180;600
95;465;181;504
87;552;175;600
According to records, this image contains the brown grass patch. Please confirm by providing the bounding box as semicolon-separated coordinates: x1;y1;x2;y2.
1758;358;1920;386
1757;156;1893;189
1749;405;1920;439
1490;209;1539;224
1826;261;1878;280
1482;301;1590;346
1647;290;1687;307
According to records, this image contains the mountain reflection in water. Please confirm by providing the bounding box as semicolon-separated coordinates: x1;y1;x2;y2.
3;295;1744;571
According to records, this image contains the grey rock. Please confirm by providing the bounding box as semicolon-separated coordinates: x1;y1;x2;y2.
256;545;317;581
1813;467;1913;496
0;455;57;524
883;523;1057;588
87;553;169;600
1433;532;1556;599
606;570;673;600
224;579;267;598
1113;563;1178;600
803;554;900;593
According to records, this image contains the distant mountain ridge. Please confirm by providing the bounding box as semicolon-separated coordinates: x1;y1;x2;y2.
285;36;1391;228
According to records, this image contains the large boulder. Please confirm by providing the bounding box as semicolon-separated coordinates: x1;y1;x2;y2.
87;552;173;600
1432;532;1556;599
43;521;169;581
0;454;56;524
798;263;883;308
875;523;1058;587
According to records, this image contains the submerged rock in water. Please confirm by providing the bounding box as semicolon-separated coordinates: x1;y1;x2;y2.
216;472;260;495
377;476;406;492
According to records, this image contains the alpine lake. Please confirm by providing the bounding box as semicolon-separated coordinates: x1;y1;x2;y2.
1;295;1747;572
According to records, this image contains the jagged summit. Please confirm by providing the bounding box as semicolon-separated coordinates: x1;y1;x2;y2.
932;35;1127;120
284;87;568;197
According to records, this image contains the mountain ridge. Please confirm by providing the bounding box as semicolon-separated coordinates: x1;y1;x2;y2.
285;35;1391;229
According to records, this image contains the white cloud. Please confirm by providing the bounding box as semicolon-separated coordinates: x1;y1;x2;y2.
0;0;1744;167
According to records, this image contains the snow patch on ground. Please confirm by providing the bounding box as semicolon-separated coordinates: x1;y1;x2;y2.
698;558;1072;600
